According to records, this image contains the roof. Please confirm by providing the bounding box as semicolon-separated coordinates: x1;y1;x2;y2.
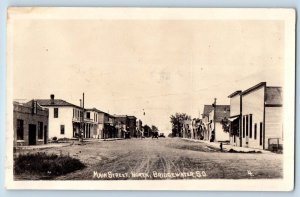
202;105;214;117
32;99;80;108
114;115;127;118
213;105;230;122
85;107;108;114
228;90;242;98
265;87;282;106
127;115;137;119
242;82;266;96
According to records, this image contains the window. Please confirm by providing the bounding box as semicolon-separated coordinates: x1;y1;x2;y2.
86;112;90;119
243;116;245;138
38;122;43;139
60;125;65;135
254;123;257;140
32;101;37;114
54;108;58;118
16;119;24;140
259;122;263;145
246;115;248;137
249;114;252;138
44;125;48;141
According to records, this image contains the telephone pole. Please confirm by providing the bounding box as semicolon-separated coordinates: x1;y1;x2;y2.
79;93;85;143
213;98;217;142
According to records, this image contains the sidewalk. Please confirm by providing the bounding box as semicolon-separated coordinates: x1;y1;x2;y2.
183;138;271;154
98;138;124;142
15;142;72;150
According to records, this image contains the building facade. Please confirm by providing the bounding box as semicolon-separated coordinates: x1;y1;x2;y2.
207;105;230;142
136;119;143;138
128;116;137;137
240;82;283;150
192;118;204;140
202;105;214;141
34;94;83;139
84;108;99;138
202;104;230;142
14;100;49;146
228;91;242;147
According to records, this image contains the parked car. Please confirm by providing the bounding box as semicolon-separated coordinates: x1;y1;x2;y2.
159;133;165;138
152;132;159;139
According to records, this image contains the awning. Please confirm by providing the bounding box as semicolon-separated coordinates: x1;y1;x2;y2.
229;116;240;122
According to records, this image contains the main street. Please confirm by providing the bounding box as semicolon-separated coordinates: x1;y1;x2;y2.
19;137;282;180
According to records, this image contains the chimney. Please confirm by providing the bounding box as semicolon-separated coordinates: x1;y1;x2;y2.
212;98;217;107
50;94;55;104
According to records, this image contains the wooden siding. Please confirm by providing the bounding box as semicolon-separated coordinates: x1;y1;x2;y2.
242;86;265;149
265;107;283;149
230;95;240;117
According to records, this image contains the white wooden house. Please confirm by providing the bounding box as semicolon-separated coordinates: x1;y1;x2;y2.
34;94;83;139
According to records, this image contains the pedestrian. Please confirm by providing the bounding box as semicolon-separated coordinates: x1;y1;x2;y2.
220;142;223;151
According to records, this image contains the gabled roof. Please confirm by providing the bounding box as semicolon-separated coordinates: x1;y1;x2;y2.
228;90;242;98
85;107;108;114
265;87;282;106
32;99;80;108
242;82;266;96
202;105;214;117
213;105;230;122
114;115;127;118
17;100;49;112
127;115;137;119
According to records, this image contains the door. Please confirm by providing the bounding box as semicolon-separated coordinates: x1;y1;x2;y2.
246;116;249;147
44;126;48;144
28;124;36;145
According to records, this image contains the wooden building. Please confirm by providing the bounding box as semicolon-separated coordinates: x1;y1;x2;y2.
229;82;283;150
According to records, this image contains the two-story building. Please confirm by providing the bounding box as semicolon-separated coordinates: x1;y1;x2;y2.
136;119;143;138
240;82;283;150
202;105;214;141
208;104;230;142
182;119;192;139
114;115;137;138
14;100;49;146
202;103;230;142
128;116;137;137
34;94;83;139
228;90;242;147
89;109;117;139
192;118;203;140
84;108;99;139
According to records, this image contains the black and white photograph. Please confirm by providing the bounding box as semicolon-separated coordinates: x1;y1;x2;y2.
5;7;295;191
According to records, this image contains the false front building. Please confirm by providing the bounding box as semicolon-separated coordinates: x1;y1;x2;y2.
14;100;49;146
229;82;283;150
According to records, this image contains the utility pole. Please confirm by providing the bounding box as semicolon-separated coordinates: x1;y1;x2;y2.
79;93;85;143
213;98;217;142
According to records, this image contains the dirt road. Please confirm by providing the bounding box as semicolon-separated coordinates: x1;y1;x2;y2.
33;137;282;180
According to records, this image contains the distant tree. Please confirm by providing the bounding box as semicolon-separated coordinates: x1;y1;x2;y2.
143;124;152;137
151;125;159;133
170;113;191;137
167;133;173;138
220;117;231;133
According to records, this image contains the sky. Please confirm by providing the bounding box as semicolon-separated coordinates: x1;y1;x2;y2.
11;17;284;133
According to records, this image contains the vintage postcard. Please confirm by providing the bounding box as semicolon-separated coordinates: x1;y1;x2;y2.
5;7;295;191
